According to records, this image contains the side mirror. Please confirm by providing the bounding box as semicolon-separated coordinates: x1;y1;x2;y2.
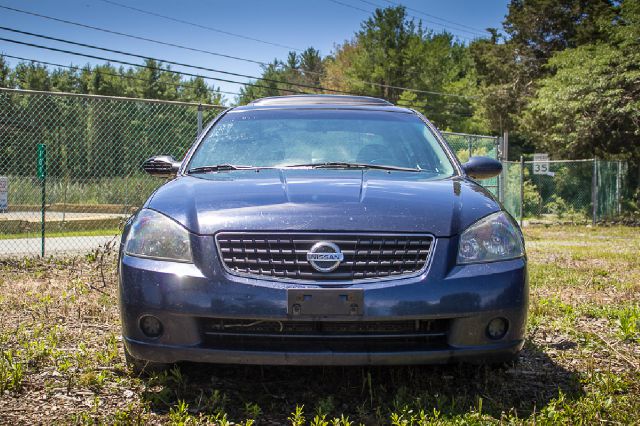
142;155;180;178
462;156;503;180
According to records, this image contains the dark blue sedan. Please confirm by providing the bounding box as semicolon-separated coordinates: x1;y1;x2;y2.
119;95;527;371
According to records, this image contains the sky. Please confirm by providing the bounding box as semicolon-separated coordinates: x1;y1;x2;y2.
0;0;509;102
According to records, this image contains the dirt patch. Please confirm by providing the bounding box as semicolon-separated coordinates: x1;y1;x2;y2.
0;227;639;424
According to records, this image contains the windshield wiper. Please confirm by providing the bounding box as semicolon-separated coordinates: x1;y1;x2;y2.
283;162;421;172
187;164;269;174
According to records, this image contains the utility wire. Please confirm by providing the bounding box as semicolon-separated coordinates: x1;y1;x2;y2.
97;0;302;52
0;4;269;67
0;26;357;95
1;51;476;115
327;0;473;41
0;37;476;111
358;0;485;37
4;53;445;112
0;37;311;95
0;5;477;99
327;0;372;14
379;0;489;35
1;53;242;97
0;42;443;112
1;26;476;100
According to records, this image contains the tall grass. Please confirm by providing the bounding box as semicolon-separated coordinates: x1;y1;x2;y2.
6;175;162;207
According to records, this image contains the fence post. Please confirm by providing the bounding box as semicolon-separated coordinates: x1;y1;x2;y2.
37;143;47;257
503;129;509;162
592;157;598;225
197;104;203;136
467;136;473;158
616;160;622;216
519;156;524;227
497;137;504;203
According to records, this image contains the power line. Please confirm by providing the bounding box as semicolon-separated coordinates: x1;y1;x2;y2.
0;34;478;111
1;53;242;97
3;26;476;101
0;36;311;95
379;0;489;35
0;4;270;67
0;45;437;112
326;0;474;41
358;0;486;37
0;26;357;95
327;0;372;14
0;5;477;99
97;0;302;52
3;53;441;112
1;50;475;115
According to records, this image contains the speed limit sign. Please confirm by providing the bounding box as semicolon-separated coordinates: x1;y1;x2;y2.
533;153;550;175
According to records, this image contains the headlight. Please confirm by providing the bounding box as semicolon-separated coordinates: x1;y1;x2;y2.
124;209;192;262
457;211;524;264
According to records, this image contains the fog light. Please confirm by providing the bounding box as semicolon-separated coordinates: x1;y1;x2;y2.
486;317;508;340
139;315;163;338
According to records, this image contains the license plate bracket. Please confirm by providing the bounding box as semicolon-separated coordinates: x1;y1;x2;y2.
287;289;364;317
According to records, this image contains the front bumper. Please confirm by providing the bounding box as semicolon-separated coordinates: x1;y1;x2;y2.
124;336;523;366
119;235;528;365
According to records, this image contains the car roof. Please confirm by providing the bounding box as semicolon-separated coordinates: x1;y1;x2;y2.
235;95;412;113
249;95;393;106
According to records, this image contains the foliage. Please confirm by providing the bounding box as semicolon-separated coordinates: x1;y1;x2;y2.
323;7;479;132
520;2;640;162
237;48;325;104
2;1;638;170
3;57;225;105
2;227;640;423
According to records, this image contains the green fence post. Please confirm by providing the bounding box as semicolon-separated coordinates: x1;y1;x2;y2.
616;160;622;216
592;157;598;225
520;156;524;227
37;143;47;257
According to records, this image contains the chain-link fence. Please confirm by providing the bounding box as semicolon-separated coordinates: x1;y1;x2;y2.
501;161;523;222
0;88;633;257
440;131;500;196
501;158;629;224
0;87;224;256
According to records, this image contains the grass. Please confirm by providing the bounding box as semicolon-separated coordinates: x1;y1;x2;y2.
0;225;638;424
6;176;161;206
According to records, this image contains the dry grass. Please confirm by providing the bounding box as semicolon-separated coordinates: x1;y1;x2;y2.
0;226;638;425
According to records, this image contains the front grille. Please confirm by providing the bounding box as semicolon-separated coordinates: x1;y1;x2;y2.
215;232;434;281
199;318;449;352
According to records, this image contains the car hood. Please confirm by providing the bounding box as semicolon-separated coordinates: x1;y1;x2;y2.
145;169;500;237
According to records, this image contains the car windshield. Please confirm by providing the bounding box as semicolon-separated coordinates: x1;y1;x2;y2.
188;109;456;177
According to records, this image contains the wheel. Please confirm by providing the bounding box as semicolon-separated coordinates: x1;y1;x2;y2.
124;344;170;375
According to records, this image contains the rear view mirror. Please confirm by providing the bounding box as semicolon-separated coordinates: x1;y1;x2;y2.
462;156;502;180
142;155;181;178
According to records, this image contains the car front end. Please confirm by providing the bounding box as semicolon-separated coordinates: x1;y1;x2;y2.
119;95;528;366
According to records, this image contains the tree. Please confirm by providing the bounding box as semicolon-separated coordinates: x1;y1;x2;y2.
10;62;51;91
321;6;479;131
0;56;10;86
469;0;621;155
520;1;640;161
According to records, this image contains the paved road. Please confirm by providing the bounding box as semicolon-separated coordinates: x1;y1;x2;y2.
0;235;119;257
1;211;128;222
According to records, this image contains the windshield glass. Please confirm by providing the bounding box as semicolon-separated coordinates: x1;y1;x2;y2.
188;109;456;177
